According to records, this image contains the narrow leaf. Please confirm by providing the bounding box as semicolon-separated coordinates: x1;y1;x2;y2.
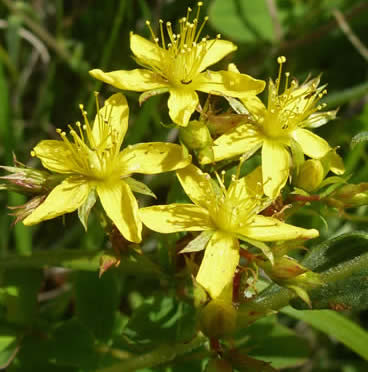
282;307;368;361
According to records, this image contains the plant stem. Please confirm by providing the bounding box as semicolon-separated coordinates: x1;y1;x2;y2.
0;249;164;277
97;335;207;372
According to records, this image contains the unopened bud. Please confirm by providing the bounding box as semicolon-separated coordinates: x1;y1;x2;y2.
0;165;51;194
179;120;212;150
199;300;237;338
295;159;324;192
259;256;307;280
329;183;368;208
8;195;46;225
99;252;120;278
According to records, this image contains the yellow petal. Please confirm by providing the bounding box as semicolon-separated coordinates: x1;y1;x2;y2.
97;180;141;243
262;140;290;198
119;143;191;175
328;151;345;175
139;204;213;233
228;166;263;201
198;40;237;72
196;232;239;299
292;128;330;159
89;68;167;92
195;70;265;98
240;95;267;120
32;140;77;174
23;177;90;225
167;88;199;126
239;215;319;241
92;93;129;149
205;124;263;164
130;33;162;66
176;164;216;209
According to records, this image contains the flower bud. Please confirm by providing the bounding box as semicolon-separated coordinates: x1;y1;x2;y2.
199;300;237;339
205;358;233;372
179;120;214;164
259;256;308;280
329;183;368;208
0;165;51;194
8;195;46;225
295;159;324;192
179;120;212;151
99;252;120;278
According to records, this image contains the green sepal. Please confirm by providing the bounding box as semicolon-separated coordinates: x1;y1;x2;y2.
124;177;156;199
139;87;169;105
179;230;214;254
78;188;97;231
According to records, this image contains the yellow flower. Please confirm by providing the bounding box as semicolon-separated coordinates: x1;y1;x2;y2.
204;58;339;198
89;2;265;127
140;165;318;299
23;93;191;243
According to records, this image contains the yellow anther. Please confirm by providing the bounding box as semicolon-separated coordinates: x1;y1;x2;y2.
30;150;36;157
277;56;286;64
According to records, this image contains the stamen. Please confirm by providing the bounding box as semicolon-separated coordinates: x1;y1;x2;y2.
194;16;208;43
276;56;286;94
159;20;166;49
284;72;290;92
186;7;192;22
76;121;84;142
196;2;203;21
214;170;227;195
145;20;158;44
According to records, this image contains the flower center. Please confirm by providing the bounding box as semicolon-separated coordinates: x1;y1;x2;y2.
51;94;121;181
209;172;260;234
261;57;328;139
145;2;219;86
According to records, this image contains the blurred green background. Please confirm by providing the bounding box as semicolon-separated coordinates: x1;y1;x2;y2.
0;0;368;371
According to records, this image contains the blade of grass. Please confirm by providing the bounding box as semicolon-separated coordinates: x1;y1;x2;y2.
282;307;368;361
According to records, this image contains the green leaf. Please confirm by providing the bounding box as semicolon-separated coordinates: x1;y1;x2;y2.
302;231;368;273
351;131;368;148
209;0;275;43
0;327;18;369
291;232;368;311
233;316;309;369
2;269;43;325
73;270;121;342
123;295;197;345
282;307;368;361
47;319;99;368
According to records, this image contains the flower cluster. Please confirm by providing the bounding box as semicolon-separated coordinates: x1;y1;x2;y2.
2;2;351;318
